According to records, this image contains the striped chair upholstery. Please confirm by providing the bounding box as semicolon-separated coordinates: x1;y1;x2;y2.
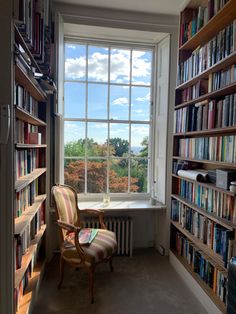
51;184;117;303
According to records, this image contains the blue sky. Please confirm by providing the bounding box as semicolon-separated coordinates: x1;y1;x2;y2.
64;43;152;148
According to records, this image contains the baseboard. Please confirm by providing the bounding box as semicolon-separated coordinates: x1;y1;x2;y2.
169;251;222;314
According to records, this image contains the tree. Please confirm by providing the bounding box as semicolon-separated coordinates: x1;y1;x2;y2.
138;136;149;157
109;138;129;157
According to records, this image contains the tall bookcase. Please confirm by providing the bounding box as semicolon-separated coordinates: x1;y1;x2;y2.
12;1;54;313
170;0;236;312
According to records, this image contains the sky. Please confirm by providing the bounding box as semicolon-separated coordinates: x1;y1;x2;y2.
64;43;152;148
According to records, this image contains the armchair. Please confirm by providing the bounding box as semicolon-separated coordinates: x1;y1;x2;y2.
51;184;117;303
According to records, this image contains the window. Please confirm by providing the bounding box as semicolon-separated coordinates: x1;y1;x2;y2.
63;40;154;196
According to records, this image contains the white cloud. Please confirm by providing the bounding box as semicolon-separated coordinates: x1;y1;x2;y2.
136;93;150;102
134;109;143;113
112;97;128;106
65;57;86;79
67;44;76;50
131;125;149;135
94;123;107;129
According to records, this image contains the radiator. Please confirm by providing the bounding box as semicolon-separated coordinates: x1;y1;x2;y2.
81;216;133;257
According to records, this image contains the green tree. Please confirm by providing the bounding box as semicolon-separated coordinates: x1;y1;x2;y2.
138;136;149;157
109;138;129;157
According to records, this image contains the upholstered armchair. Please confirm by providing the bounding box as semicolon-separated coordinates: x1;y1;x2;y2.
51;184;117;303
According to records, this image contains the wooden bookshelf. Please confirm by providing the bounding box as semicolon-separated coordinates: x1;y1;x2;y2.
15;195;46;235
171;0;236;309
16;144;47;149
15;65;46;102
170;250;227;313
15;168;47;192
179;0;236;51
15;106;46;126
171;194;235;230
15;225;46;288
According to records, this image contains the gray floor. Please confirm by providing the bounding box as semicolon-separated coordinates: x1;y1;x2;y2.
33;249;207;314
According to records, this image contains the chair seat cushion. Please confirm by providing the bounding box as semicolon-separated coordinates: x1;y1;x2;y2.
61;229;117;265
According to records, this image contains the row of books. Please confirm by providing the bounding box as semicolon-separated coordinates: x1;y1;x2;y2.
14;262;32;312
15;204;45;272
176;178;236;222
15;180;38;218
178;135;236;162
15;149;40;180
178;20;236;85
177;79;208;103
15;120;41;144
174;93;236;133
15;83;39;116
171;199;234;267
208;64;236;92
174;231;228;303
179;0;229;46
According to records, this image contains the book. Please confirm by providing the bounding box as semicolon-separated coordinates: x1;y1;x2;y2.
79;228;98;245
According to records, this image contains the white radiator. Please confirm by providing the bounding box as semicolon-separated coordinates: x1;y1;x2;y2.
81;216;133;257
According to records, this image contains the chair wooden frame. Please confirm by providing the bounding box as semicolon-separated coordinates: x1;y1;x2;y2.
51;184;116;303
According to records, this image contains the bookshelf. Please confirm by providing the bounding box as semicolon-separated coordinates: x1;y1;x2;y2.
171;0;236;311
12;0;55;313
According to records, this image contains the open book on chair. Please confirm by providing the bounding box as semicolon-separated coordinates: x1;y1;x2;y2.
79;228;98;245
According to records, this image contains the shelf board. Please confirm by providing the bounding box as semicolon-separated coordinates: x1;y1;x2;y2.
170;250;227;313
15;224;46;288
171;173;235;196
15;168;46;192
16;261;45;314
172;156;236;169
15;64;47;102
14;25;42;74
179;0;236;52
171;194;235;230
16;144;47;149
175;82;236;109
173;126;236;137
176;51;236;90
15;106;46;126
15;195;46;235
171;220;226;270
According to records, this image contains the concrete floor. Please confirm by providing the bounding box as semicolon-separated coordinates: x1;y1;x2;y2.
32;249;207;314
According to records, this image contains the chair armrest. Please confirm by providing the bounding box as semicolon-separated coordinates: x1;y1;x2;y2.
81;208;107;229
57;220;80;233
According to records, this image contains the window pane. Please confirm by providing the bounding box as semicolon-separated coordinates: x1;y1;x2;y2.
132;50;152;85
64;122;85;157
65;43;86;81
87;122;108;157
110;124;129;157
109;158;128;193
110;85;129;120
88;83;108;119
87;159;107;193
64;82;86;118
110;48;130;84
88;46;108;82
130;158;148;193
64;159;85;193
131;86;150;121
131;124;149;157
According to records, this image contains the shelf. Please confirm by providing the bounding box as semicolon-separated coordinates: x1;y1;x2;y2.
15;224;46;289
171;194;235;231
176;51;236;90
173;126;236;137
171;220;226;270
172;173;235;196
14;25;42;74
16;261;45;314
15;106;46;126
172;156;236;169
175;82;236;109
15;168;46;192
15;64;47;102
170;250;227;313
16;144;47;149
15;195;46;236
179;0;236;52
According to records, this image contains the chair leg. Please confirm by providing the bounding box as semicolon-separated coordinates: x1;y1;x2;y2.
88;266;95;304
58;256;64;289
109;257;114;272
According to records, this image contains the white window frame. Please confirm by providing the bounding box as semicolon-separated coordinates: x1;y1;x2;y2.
62;37;158;200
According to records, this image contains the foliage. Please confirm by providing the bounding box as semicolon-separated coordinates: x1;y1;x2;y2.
108;138;129;157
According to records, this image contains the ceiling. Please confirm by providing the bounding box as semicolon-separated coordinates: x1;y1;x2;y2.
54;0;187;15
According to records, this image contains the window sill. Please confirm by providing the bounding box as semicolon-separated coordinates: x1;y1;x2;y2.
78;200;166;212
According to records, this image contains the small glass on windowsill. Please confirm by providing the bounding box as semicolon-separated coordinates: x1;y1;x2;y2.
103;193;110;207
